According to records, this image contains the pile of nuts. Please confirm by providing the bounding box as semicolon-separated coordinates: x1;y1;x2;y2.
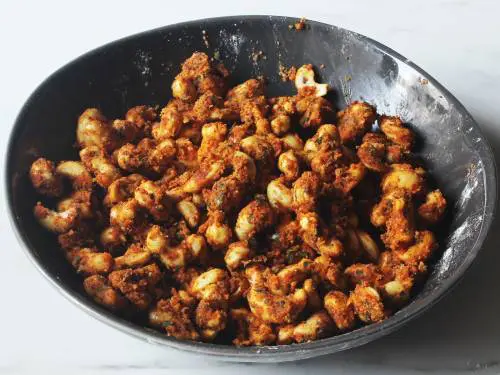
29;52;446;345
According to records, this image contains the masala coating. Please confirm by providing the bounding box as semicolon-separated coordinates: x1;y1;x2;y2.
29;52;446;346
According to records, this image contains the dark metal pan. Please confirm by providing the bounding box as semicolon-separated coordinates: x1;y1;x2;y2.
5;16;497;362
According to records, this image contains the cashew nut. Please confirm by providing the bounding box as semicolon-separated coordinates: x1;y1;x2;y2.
294;64;329;97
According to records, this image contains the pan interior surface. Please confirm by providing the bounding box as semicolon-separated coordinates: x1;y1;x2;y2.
6;16;496;362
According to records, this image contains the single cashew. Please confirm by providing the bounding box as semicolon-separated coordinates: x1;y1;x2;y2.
190;268;230;301
294;64;329;97
30;158;63;197
33;202;79;233
418;189;447;224
114;244;152;269
292;310;334;343
56;161;93;190
177;198;201;228
231;308;276;346
235;197;275;241
267;178;293;212
77;108;113;151
224;241;253;271
324;290;356;331
349;285;386;323
83;275;128;310
80;146;121;188
245;266;307;324
66;247;114;275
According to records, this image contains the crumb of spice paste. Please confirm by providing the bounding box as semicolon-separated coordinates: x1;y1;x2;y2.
251;50;266;62
289;17;307;31
278;64;297;82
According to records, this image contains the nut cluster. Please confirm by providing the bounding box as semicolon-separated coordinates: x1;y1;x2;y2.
29;52;446;346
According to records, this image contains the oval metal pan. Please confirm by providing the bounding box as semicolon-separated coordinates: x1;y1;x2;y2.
5;15;497;362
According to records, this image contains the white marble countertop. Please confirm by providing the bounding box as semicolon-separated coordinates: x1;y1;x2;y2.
2;0;500;374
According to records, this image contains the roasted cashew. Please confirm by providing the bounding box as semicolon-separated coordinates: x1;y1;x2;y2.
56;190;94;219
104;174;145;207
298;212;344;258
33;202;79;233
349;285;386;323
109;198;144;233
418;189;447;224
231;308;276;346
199;210;232;250
80;146;121;188
84;275;128;310
245;266;307;324
267;177;293;212
324;291;356;330
66;247;114;275
336;101;377;144
177;198;201;228
195;299;228;341
56;160;93;191
235;197;275;241
100;226;127;250
203;151;256;213
224;241;253;271
190;268;230;301
149;291;200;341
134;180;171;221
379;115;413;151
108;263;162;310
381;163;425;195
30;158;64;197
77;108;115;151
114;243;152;269
294;64;329;97
291;310;334;343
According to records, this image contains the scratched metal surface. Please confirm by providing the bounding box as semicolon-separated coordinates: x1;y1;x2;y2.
5;16;496;362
